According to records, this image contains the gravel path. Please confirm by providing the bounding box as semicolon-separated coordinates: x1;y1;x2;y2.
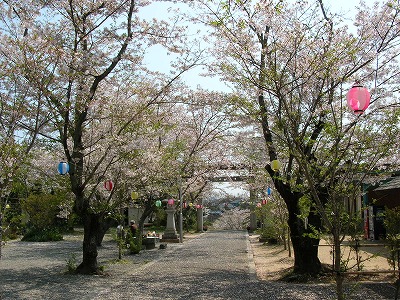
0;230;397;299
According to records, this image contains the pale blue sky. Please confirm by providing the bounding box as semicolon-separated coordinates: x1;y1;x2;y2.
140;0;384;91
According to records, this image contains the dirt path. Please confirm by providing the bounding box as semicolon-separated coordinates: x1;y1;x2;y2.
249;234;397;283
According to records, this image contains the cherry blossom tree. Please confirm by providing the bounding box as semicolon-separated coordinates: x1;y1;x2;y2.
119;88;237;236
191;0;400;282
0;0;205;274
213;206;250;230
0;55;51;259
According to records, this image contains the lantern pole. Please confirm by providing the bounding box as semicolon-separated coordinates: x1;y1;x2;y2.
178;176;183;243
177;155;184;243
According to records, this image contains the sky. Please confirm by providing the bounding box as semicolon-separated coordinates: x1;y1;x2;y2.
139;0;384;91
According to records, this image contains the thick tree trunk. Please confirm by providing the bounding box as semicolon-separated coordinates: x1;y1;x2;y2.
288;207;321;275
76;212;102;274
272;172;322;276
96;217;118;247
138;200;154;237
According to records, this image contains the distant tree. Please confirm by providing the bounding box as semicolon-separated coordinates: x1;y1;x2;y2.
213;207;249;230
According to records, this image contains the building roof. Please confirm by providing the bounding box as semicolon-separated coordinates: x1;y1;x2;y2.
374;176;400;191
369;175;400;208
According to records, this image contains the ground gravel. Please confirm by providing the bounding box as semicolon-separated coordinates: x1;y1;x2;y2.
0;230;397;299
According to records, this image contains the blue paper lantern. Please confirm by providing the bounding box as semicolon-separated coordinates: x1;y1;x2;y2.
267;187;272;195
58;162;69;175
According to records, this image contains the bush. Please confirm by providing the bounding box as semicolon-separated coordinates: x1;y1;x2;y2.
383;207;400;270
65;253;77;274
125;231;142;255
21;194;63;229
129;239;141;254
21;227;63;242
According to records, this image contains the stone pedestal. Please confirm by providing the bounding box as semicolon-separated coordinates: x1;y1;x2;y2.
161;206;179;242
196;207;203;232
249;188;257;231
249;210;257;231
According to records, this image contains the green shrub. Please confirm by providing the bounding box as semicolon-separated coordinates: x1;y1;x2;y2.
22;227;63;242
126;231;142;255
383;207;400;271
65;253;77;274
21;193;65;228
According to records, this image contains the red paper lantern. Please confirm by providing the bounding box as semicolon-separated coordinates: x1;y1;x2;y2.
346;82;371;114
262;199;268;205
104;180;114;191
183;202;187;208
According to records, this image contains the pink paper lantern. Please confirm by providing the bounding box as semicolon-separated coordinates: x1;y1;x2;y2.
167;198;174;206
104;180;114;191
346;82;371;114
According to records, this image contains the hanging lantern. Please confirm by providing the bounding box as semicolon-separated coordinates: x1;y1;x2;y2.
155;200;162;207
257;203;262;208
346;82;371;114
271;160;281;172
196;204;203;209
262;199;268;205
267;187;272;195
57;162;69;175
131;191;139;200
167;198;175;206
183;202;187;208
104;180;114;191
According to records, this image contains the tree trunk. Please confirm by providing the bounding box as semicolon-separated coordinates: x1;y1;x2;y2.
333;230;345;300
96;216;118;247
287;227;292;258
0;212;3;260
138;200;155;237
76;212;102;274
289;209;321;274
273;175;322;276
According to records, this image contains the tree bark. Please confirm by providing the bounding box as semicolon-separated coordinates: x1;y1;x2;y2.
270;167;322;276
288;202;321;275
0;212;3;260
76;212;102;274
96;216;118;247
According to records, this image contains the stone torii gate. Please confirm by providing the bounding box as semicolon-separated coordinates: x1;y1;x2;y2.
161;163;258;243
208;164;258;231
